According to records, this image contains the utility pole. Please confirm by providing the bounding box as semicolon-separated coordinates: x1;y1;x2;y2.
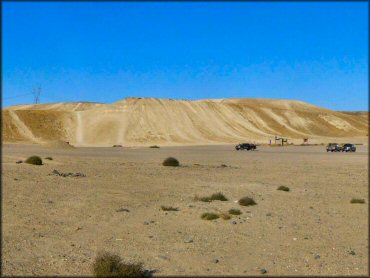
32;85;41;104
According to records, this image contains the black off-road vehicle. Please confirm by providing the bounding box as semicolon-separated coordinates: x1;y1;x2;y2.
341;144;356;152
235;143;257;151
326;143;342;152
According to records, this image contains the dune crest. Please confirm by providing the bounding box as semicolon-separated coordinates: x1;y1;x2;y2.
2;98;368;146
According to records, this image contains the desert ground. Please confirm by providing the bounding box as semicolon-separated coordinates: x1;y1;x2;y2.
2;142;368;276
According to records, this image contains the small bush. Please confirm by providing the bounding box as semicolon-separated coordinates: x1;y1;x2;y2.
44;157;53;160
201;212;219;220
350;198;365;204
162;157;180;167
277;185;290;192
196;192;228;202
149;145;160;148
219;213;231;220
238;196;256;206
92;252;145;277
161;205;179;211
25;156;43;165
113;145;122;147
228;208;242;215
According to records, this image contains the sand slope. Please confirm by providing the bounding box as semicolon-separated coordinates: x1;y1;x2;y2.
2;98;368;146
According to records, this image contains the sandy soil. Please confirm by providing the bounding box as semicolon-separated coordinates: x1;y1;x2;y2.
2;143;368;276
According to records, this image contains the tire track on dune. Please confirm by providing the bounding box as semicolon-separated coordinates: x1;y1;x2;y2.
76;111;84;145
8;110;41;143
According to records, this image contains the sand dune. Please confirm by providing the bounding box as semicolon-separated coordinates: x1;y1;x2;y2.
2;98;368;146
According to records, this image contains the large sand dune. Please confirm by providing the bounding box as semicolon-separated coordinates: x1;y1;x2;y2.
2;98;368;146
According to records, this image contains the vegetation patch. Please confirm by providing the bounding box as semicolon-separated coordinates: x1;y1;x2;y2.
238;196;257;206
228;208;242;215
113;145;122;147
161;205;179;211
201;212;219;220
350;198;365;204
277;185;290;192
44;157;53;160
149;145;160;148
195;192;228;202
162;157;180;167
92;252;146;277
25;156;43;165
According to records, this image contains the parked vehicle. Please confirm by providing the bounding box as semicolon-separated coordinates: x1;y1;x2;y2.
341;143;356;152
326;143;342;152
235;143;257;151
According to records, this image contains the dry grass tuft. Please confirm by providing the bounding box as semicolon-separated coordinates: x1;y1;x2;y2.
161;205;179;211
201;212;219;220
219;213;231;220
350;198;365;204
92;252;146;277
277;185;290;192
25;156;43;165
228;208;242;215
238;196;256;206
162;157;180;167
195;192;228;202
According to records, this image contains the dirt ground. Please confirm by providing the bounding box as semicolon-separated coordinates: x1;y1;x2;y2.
2;143;368;276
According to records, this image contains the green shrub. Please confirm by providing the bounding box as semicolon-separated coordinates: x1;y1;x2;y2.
195;192;228;202
149;145;160;148
44;157;53;160
161;205;179;211
92;252;145;277
238;196;256;206
277;185;290;192
228;208;242;215
350;198;365;204
201;212;219;220
25;156;43;165
162;157;179;167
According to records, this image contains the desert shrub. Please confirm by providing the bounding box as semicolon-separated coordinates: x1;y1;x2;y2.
113;145;122;147
161;205;179;211
277;185;290;192
149;145;160;148
162;157;179;167
238;196;256;206
350;198;365;204
228;208;242;215
195;192;228;202
44;157;53;160
25;156;43;165
219;213;231;220
201;212;219;220
92;252;145;277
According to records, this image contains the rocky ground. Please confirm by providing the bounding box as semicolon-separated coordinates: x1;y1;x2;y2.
2;143;368;275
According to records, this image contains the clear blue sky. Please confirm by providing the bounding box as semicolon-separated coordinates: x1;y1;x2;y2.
3;2;368;111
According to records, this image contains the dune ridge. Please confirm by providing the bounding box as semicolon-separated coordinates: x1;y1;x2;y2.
2;98;368;146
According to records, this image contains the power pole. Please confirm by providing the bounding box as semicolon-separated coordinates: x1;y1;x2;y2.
32;85;41;104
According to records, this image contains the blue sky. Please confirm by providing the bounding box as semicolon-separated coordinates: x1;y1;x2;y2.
3;2;368;111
